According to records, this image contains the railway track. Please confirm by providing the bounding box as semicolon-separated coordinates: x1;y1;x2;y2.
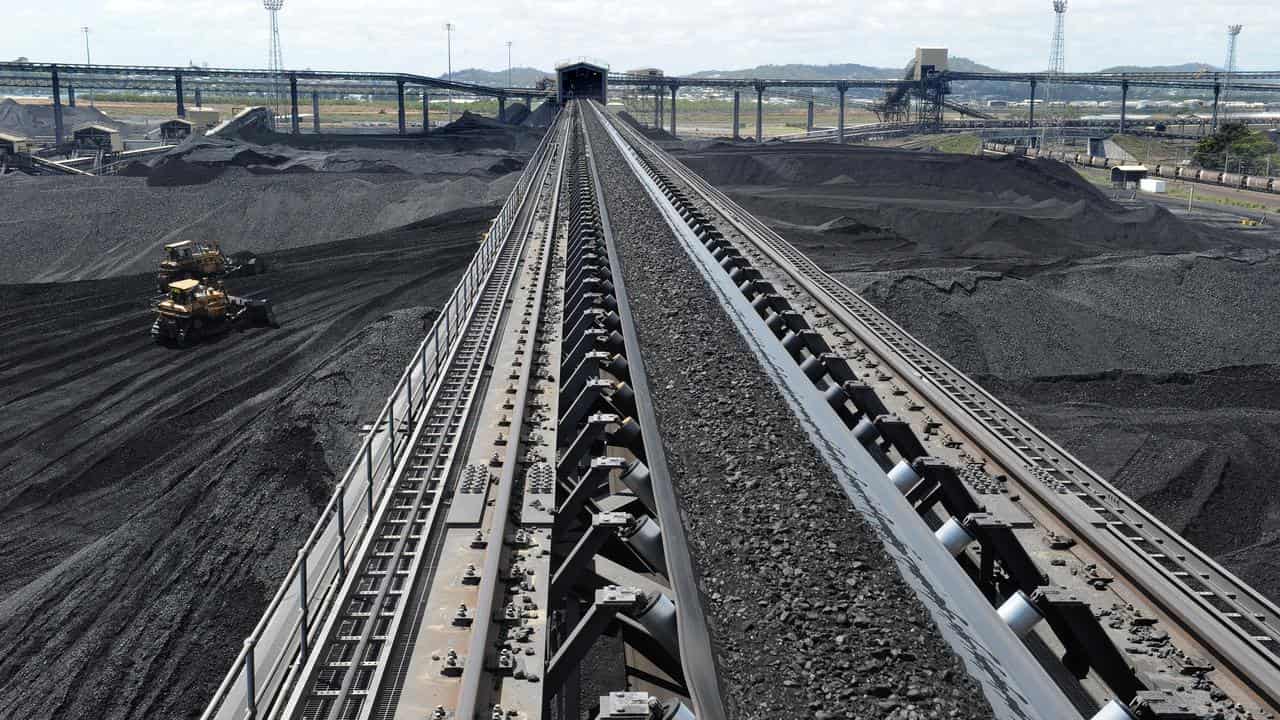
593;99;1280;718
200;96;1280;720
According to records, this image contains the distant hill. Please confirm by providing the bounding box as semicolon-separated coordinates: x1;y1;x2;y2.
444;67;553;88
689;63;899;80
687;58;1003;81
1097;62;1219;74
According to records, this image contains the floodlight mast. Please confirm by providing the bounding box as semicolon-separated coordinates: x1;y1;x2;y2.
1041;0;1067;151
1221;24;1243;126
264;0;285;129
81;26;93;107
445;22;455;123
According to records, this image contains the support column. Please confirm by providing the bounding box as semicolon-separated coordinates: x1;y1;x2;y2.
422;92;430;133
195;87;203;107
654;89;661;129
499;96;506;122
1211;82;1221;130
837;82;847;144
67;86;76;108
754;83;765;143
669;84;677;138
396;80;406;135
289;74;300;135
51;66;64;145
1119;79;1128;134
657;92;664;131
1028;79;1037;129
731;91;740;140
175;72;185;118
312;91;320;133
806;99;814;132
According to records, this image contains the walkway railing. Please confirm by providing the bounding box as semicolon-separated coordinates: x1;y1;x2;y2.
199;108;561;720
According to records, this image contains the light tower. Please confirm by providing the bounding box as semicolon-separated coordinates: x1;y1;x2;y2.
81;26;93;107
1041;0;1067;151
1220;24;1242;126
444;23;455;123
264;0;286;129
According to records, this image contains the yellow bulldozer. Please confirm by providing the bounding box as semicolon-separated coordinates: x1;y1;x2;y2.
151;278;277;347
156;240;265;292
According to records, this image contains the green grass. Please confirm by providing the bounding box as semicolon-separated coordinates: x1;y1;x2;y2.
1076;165;1280;213
931;133;981;155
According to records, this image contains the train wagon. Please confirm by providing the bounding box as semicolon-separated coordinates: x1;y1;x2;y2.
1245;176;1274;192
1222;172;1246;188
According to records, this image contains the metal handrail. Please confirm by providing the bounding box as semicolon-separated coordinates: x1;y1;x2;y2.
199;108;561;720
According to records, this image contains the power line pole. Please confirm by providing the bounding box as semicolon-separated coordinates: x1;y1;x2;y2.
81;26;93;107
445;22;455;123
506;41;512;88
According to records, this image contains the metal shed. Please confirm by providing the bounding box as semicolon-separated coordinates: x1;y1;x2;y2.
557;60;608;104
1110;165;1149;186
73;124;124;152
0;131;31;155
160;118;195;142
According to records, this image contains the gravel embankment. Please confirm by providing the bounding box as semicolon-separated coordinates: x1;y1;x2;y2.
583;110;992;718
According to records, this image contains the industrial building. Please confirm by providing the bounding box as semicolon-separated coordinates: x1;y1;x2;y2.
184;107;222;128
0;131;31;155
72;124;123;152
556;60;608;104
159;118;194;142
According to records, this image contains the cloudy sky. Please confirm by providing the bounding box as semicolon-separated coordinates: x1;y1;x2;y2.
8;0;1274;76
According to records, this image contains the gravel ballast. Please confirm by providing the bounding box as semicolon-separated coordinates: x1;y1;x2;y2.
584;110;991;718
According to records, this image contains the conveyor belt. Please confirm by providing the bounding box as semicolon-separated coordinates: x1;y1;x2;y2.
596;99;1280;718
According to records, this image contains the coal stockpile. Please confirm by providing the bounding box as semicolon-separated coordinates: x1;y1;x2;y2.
0;209;484;720
682;142;1280;604
0;97;131;137
982;367;1280;599
583;110;991;718
0;170;516;283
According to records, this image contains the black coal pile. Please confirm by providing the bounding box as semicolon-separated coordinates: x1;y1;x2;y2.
0;170;517;283
617;109;677;142
0;114;545;283
680;143;1227;262
500;101;531;125
0;97;120;136
522;101;558;128
685;141;1280;603
0;208;486;720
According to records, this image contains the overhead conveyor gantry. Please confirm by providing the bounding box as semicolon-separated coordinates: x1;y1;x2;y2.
0;61;556;143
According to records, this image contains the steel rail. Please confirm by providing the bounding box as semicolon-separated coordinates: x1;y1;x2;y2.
279;112;568;720
579;100;729;720
452;102;572;720
608;110;1280;708
199;109;563;720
